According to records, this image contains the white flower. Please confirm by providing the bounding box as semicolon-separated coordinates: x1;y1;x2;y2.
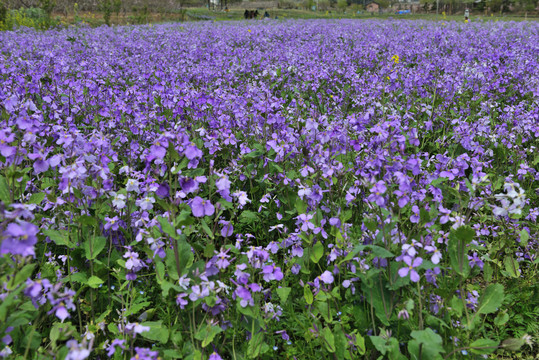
233;191;250;207
125;322;150;334
110;192;126;209
136;196;155;211
178;275;190;290
126;179;140;193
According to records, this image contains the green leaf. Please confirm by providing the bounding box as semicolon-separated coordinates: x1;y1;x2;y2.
519;229;529;247
448;226;474;277
320;327;336;353
304;285;313;305
503;256;520;278
67;272;88;284
29;192;45;204
200;219;214;239
310;241;324;263
450;296;464;317
409;328;445;359
295;198;307;214
158;216;178;239
469;339;499;355
126;301;150;317
477;283;504;315
42;229;75;248
276;287;291;304
87;276;104;288
354;332;366;355
0;175;10;204
76;215;97;227
84;236;107;260
339;244;394;264
7;263;36;290
141;321;170;344
239;210;258;224
501;338;525;351
494;312;509;327
247;332;264;359
370;336;388;355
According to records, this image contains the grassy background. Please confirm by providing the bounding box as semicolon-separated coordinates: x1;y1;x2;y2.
58;8;538;27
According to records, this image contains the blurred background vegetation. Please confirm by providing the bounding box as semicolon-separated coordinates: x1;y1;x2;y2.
0;0;537;30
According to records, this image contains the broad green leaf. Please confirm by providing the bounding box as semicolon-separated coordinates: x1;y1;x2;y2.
239;210;258;224
141;321;170;344
42;229;75;248
29;192;45;204
76;215;97;227
158;216;178;239
200;219;214;239
409;328;444;359
84;236;107;260
448;226;474;277
177;237;194;275
469;338;499;355
339;244;394;264
276;287;291;304
519;229;529;247
501;338;525;351
295;199;307;214
0;175;10;204
247;332;264;358
370;336;388;355
304;285;313;305
503;256;520;278
8;263;36;290
87;276;104;288
477;283;504;315
494;312;509;327
126;301;150;317
310;241;324;263
321;327;335;353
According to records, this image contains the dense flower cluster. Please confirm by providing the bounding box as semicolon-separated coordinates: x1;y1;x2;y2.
0;19;538;359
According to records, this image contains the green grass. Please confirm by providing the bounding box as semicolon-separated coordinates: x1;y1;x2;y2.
183;7;538;22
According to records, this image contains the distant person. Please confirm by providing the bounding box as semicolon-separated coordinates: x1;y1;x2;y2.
464;8;470;21
254;10;259;18
264;11;270;18
244;9;249;19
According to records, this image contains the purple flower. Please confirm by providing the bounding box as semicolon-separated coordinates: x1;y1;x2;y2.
367;181;387;207
398;256;422;282
214;248;231;270
65;340;90;360
104;216;120;231
235;286;253;307
220;221;234;237
184;143;202;160
176;293;188;309
261;264;284;282
125;323;150;335
314;270;334;288
1;221;39;257
425;245;442;264
130;347;159;360
190;196;215;217
296;213;315;232
209;352;223;360
106;339;125;357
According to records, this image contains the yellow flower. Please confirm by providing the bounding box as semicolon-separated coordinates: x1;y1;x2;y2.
391;55;400;64
248;29;251;33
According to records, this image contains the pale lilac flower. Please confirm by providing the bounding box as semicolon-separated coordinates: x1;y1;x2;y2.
398;256;422;282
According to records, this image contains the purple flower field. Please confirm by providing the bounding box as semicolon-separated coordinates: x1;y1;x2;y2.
1;19;538;359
